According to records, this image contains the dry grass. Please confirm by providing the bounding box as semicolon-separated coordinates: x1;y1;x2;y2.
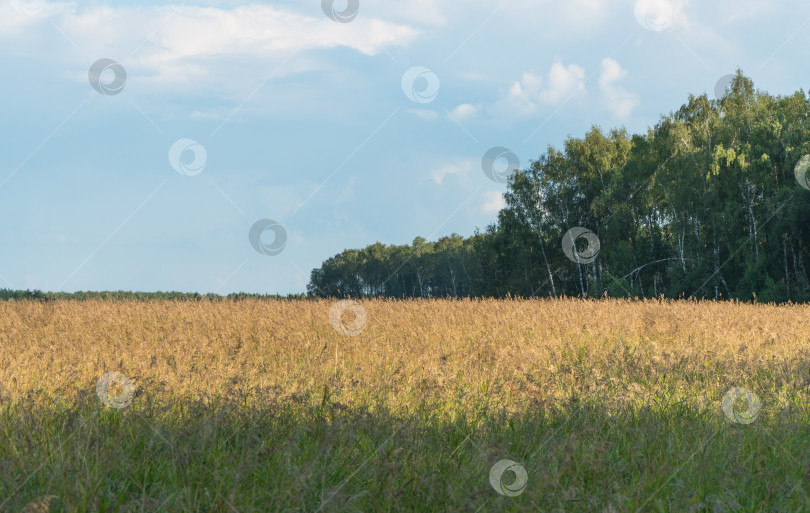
1;298;809;511
2;298;808;414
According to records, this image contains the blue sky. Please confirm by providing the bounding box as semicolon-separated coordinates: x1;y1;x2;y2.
1;0;808;295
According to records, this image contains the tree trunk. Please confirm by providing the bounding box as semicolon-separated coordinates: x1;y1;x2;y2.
649;212;656;297
784;233;790;300
539;235;557;298
749;193;759;261
713;218;720;300
448;262;457;298
573;237;585;298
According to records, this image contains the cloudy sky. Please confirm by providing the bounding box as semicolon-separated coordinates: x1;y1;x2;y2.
0;0;808;294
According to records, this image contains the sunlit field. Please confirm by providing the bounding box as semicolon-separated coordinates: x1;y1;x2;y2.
1;298;809;512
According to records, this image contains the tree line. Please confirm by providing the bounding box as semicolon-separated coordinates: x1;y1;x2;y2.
308;71;810;302
0;289;307;302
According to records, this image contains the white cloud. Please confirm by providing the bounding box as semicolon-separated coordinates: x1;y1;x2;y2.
633;0;675;31
481;190;505;213
491;62;585;118
710;0;776;23
449;103;478;120
0;2;419;91
407;109;440;121
541;62;586;104
189;110;226;120
364;0;448;27
430;159;474;185
598;58;639;119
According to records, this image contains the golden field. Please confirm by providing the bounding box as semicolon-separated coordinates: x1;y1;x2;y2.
1;298;809;512
1;298;808;414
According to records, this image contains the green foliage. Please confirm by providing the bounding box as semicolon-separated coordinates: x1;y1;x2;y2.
308;71;810;302
307;234;474;298
0;289;307;302
3;384;810;511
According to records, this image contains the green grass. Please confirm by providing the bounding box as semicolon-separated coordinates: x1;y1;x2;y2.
1;386;808;512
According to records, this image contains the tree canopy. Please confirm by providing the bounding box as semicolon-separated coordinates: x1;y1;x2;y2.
308;71;810;303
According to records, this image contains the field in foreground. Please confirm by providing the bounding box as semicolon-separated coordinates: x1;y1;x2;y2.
0;298;809;512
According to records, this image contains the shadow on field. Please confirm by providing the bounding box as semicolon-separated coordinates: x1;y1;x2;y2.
0;382;808;512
